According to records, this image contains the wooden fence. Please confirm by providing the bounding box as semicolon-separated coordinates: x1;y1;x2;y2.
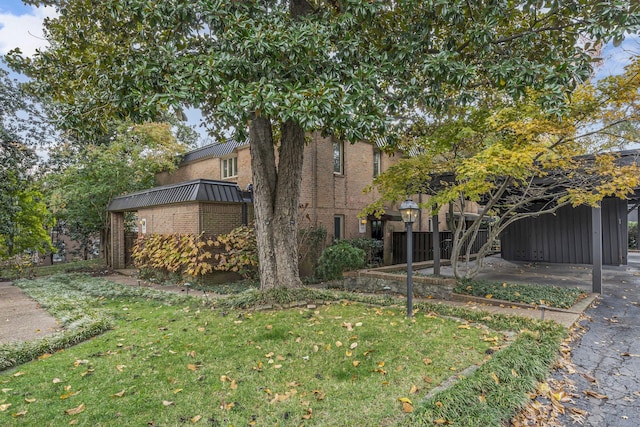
392;230;489;264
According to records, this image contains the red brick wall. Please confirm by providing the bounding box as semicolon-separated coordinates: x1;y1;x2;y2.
137;202;249;237
137;204;200;235
300;134;403;242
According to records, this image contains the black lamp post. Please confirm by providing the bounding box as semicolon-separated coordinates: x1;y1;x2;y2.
400;199;419;317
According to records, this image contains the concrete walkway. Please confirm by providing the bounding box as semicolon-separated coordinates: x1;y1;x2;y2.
0;281;60;344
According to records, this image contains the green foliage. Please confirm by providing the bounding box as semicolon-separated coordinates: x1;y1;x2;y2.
347;238;384;266
0;69;54;262
315;240;366;281
454;279;586;309
629;221;637;249
409;323;566;426
0;254;35;280
131;233;215;282
0;183;54;260
9;1;640;140
213;225;259;279
46;122;188;249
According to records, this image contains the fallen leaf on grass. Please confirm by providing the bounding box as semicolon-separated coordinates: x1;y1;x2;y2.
13;372;24;377
191;415;202;423
25;398;36;403
173;388;183;394
302;408;313;420
187;364;197;372
38;353;52;360
162;400;174;406
12;410;27;417
53;378;62;384
490;372;500;385
80;369;94;377
60;391;80;399
409;385;419;394
0;403;11;411
65;403;85;415
111;390;126;398
398;397;413;413
116;365;126;373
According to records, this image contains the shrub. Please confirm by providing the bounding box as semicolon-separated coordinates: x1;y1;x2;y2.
629;221;637;249
213;225;258;279
347;238;383;266
131;232;214;282
315;240;366;280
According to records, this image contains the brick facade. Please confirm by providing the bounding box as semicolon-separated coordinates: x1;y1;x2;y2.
156;147;253;190
113;134;477;268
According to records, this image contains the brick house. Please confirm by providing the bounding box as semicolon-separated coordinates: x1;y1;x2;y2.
108;133;480;271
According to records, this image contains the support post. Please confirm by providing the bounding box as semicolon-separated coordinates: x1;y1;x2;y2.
406;222;413;317
637;206;640;250
592;204;602;294
432;213;440;276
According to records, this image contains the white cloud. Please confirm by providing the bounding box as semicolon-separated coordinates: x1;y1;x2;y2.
0;6;57;56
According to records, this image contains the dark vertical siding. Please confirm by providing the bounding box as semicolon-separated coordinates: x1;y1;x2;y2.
392;230;488;264
501;198;628;266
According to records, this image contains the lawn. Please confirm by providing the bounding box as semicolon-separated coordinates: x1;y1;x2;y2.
0;274;567;426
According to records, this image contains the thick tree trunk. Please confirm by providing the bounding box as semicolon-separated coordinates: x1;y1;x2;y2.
249;117;305;289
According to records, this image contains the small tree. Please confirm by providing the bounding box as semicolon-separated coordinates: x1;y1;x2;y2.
366;63;640;278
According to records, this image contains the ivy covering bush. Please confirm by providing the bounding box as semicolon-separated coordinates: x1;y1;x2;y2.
315;240;366;280
213;225;258;279
131;232;214;282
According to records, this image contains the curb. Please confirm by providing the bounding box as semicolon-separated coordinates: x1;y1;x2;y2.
451;292;598;313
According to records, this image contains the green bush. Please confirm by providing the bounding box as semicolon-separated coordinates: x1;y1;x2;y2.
347;238;384;266
315;240;366;280
629;221;637;249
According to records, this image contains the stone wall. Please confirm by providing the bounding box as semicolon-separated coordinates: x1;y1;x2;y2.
329;270;456;300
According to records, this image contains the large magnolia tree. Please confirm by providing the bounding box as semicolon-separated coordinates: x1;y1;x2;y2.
8;0;640;288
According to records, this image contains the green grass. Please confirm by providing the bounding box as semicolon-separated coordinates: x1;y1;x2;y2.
454;278;586;309
0;274;567;426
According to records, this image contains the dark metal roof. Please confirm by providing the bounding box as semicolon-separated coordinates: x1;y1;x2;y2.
182;139;249;163
107;179;249;212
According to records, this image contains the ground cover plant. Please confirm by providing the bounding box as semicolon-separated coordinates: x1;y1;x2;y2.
0;258;106;281
454;279;586;309
1;274;566;426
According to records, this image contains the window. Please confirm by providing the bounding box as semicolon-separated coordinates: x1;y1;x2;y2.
333;141;344;174
373;149;381;177
334;215;344;240
222;156;238;178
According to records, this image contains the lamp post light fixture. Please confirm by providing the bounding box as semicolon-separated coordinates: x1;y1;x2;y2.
400;199;419;317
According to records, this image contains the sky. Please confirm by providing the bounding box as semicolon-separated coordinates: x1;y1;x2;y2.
0;0;638;143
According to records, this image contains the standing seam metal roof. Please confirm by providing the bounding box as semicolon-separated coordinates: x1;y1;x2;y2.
181;139;249;163
107;179;247;212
